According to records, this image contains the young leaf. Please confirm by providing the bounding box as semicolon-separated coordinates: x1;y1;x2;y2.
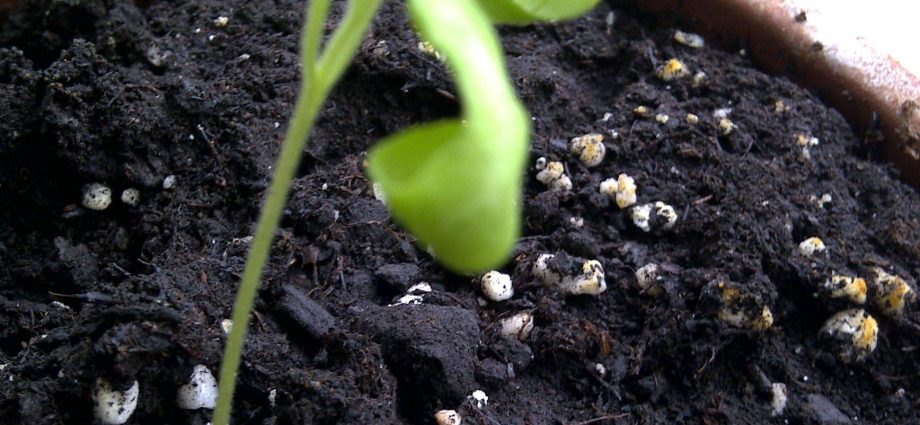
475;0;600;25
366;0;530;273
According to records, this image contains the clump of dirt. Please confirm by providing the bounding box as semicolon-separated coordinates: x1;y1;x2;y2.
2;0;920;424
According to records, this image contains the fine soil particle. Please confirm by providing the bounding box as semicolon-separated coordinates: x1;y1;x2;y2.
2;1;920;424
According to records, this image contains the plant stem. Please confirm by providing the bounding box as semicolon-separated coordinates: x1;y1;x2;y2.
211;83;317;425
212;1;381;424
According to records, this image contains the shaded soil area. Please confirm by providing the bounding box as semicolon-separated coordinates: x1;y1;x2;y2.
2;0;920;424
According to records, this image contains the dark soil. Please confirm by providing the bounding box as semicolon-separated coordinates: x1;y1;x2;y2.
2;1;920;424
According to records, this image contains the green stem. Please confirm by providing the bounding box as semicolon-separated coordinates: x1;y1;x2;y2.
212;1;381;424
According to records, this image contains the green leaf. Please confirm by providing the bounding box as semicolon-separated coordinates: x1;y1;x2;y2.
366;0;530;273
368;120;524;272
475;0;600;25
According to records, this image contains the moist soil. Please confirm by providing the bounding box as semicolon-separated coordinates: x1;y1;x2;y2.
2;1;920;424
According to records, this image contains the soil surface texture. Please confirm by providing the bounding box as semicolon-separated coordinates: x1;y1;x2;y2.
2;1;919;424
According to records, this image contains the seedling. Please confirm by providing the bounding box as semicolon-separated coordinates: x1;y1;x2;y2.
476;0;600;24
213;1;599;423
366;0;537;273
212;2;385;422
